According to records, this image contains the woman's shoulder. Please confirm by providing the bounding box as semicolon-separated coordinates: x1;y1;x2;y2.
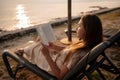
74;48;91;57
77;48;91;53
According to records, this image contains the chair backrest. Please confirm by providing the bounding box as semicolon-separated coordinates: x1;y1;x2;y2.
107;30;120;45
63;41;110;80
63;30;120;80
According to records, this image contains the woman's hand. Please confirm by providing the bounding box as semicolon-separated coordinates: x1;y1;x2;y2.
48;42;56;49
49;42;65;52
41;43;50;56
41;42;64;53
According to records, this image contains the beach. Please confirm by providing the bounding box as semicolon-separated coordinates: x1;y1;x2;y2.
0;8;120;80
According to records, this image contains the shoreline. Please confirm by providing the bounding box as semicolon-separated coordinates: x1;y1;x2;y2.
0;7;120;43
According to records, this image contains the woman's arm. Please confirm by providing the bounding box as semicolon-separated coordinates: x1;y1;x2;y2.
41;44;69;80
35;36;65;52
49;42;65;52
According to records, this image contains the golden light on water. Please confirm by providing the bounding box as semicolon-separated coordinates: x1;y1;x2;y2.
16;4;31;29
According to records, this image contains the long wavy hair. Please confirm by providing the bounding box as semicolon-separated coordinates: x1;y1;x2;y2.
82;14;103;48
67;14;103;53
64;14;103;64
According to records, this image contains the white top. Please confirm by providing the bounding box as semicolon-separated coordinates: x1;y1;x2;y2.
23;41;89;73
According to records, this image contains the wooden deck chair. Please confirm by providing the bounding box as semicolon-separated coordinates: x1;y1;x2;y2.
2;30;120;80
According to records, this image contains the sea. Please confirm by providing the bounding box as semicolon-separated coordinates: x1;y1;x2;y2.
0;0;120;31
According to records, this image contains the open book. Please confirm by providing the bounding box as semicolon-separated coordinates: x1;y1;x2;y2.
36;23;56;45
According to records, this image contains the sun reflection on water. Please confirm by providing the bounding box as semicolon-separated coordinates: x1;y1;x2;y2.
16;4;32;29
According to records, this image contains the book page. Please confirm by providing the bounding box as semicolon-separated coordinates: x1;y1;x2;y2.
36;23;56;45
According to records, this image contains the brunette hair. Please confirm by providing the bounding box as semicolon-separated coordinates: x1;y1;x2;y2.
81;14;103;48
67;14;103;52
65;14;103;62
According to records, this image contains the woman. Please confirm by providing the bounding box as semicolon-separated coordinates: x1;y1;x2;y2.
16;14;103;80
